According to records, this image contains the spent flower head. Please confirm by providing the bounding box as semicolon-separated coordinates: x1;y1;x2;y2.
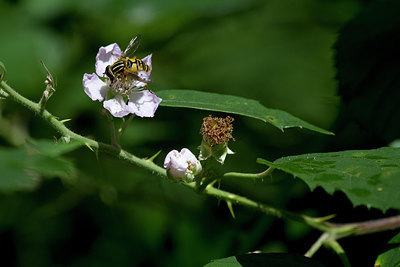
164;148;202;182
82;41;162;118
199;115;235;164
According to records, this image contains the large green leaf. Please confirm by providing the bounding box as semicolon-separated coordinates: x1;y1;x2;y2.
157;90;333;135
258;147;400;211
375;231;400;266
204;253;324;267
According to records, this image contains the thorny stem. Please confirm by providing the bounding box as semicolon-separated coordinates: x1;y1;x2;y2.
2;80;400;263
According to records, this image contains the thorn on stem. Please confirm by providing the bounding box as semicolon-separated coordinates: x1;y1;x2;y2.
226;200;236;219
147;150;162;162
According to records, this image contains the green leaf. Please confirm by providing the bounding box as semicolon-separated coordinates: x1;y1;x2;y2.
0;141;81;192
157;90;333;135
32;154;76;180
0;148;39;191
258;147;400;211
375;231;400;266
28;139;83;157
204;253;324;267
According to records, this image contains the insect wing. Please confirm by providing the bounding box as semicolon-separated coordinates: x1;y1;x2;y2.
121;34;142;58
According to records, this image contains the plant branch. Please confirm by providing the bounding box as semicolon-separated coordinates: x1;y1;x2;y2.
223;167;274;179
304;232;330;258
2;79;400;263
325;240;351;267
0;80;331;232
327;215;400;238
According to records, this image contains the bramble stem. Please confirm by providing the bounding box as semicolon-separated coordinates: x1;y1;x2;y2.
0;80;329;232
328;215;400;237
3;79;400;264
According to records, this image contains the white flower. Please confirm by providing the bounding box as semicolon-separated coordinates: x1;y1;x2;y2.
83;43;162;118
164;148;202;182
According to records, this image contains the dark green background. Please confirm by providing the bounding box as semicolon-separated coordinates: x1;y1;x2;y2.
1;0;399;266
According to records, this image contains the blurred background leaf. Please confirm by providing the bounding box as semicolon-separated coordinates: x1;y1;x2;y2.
0;140;80;192
333;0;400;150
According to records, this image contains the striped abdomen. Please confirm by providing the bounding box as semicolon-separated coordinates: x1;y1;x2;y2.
126;58;151;73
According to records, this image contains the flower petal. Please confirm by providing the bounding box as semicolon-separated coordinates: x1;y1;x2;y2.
164;150;188;179
127;90;162;117
180;148;198;163
141;54;152;74
103;95;131;118
95;43;122;77
164;148;201;182
82;73;109;102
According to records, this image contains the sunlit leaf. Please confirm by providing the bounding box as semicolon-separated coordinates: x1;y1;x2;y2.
157;90;333;135
204;253;324;267
258;147;400;211
375;231;400;266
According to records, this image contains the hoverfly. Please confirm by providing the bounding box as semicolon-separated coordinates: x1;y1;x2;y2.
105;34;152;89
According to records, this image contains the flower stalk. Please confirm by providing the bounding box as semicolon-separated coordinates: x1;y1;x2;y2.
103;109;120;148
118;114;135;142
223;167;274;179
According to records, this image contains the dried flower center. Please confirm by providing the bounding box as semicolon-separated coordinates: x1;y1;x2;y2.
200;115;235;146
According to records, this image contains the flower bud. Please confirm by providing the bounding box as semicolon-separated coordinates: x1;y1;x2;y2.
163;148;202;182
198;115;235;164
